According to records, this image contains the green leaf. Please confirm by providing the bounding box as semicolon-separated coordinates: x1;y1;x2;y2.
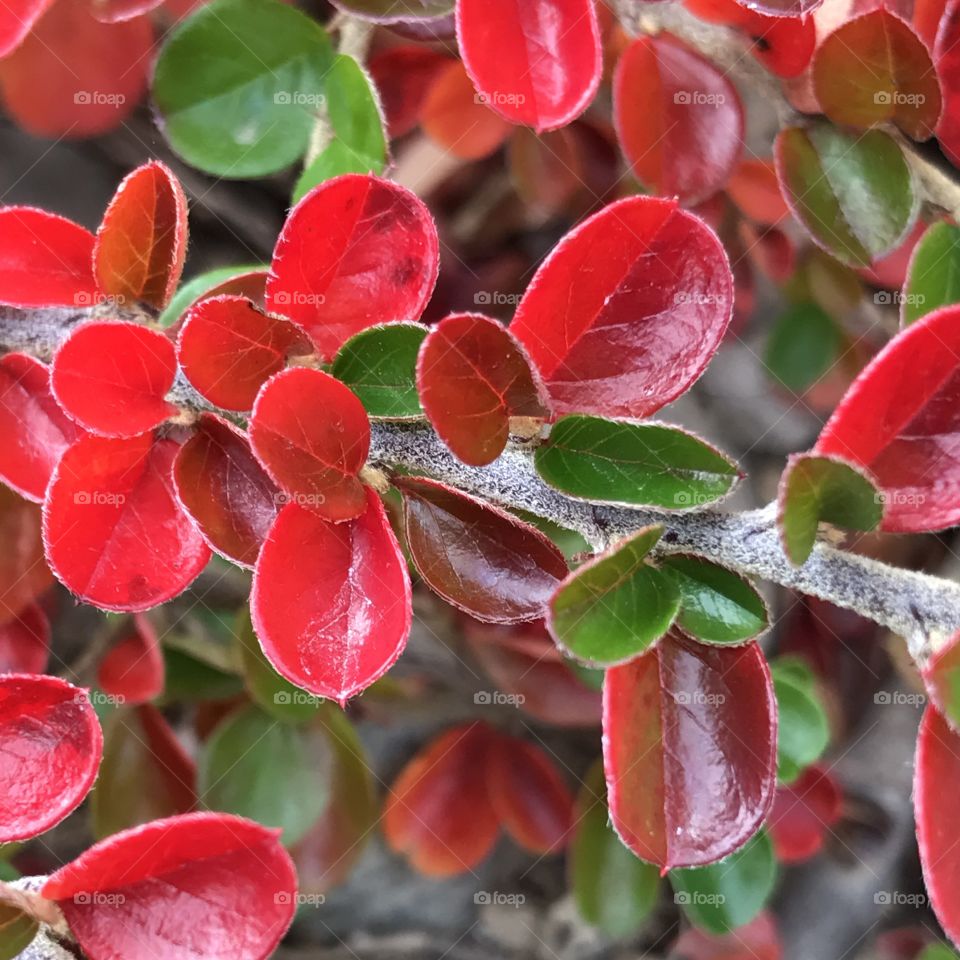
547;526;680;666
330;323;426;419
919;945;960;960
778;454;883;565
903;222;960;326
776;123;918;267
670;830;777;934
511;510;592;561
535;416;740;510
161;647;246;702
660;556;768;645
570;762;660;937
153;0;335;178
294;54;388;202
0;904;38;960
0;863;17;883
158;264;265;328
765;301;843;393
199;704;331;845
771;657;830;784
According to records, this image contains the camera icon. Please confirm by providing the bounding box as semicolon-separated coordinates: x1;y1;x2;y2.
274;91;292;105
74;892;91;904
874;891;891;905
474;691;492;705
673;91;691;104
274;692;291;705
74;91;91;105
874;691;892;705
874;91;892;105
474;291;491;305
74;491;90;505
274;892;292;905
674;892;691;905
474;892;491;905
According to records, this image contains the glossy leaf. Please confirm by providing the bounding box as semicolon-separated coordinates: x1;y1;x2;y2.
294;54;388;202
173;414;279;568
251;490;411;703
922;631;960;732
417;313;549;466
0;604;49;675
97;614;164;705
661;555;768;645
727;158;789;225
0;353;84;502
813;11;941;141
768;764;841;862
43;812;298;960
44;433;211;612
384;722;500;876
199;704;330;846
777;454;883;565
456;0;602;132
331;323;426;419
178;295;312;412
153;0;334;177
614;35;743;205
159;265;267;328
396;477;568;623
266;174;439;359
771;657;829;783
671;830;777;934
0;487;52;621
775;123;919;267
903;221;960;325
813;303;960;532
368;45;451;138
511;195;733;418
0;208;96;307
94;162;188;309
249;367;369;522
0;674;103;841
547;526;680;666
764;301;843;394
535;416;740;510
51;322;178;438
604;635;777;870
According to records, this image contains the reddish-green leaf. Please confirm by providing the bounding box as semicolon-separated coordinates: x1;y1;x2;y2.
0;604;49;675
604;634;777;870
97;614;164;705
396;477;568;623
417;312;549;466
922;631;960;732
510;195;733;418
94;161;188;309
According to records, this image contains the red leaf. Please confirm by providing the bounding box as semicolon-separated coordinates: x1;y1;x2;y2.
417;312;549;466
0;673;102;841
740;222;796;283
671;912;783;960
727;158;790;225
814;303;960;532
251;490;412;703
396;477;568;623
178;296;313;412
486;734;573;854
51;322;178;438
915;705;960;947
0;486;53;622
768;764;842;862
922;631;960;731
614;35;743;205
249;367;370;522
456;0;602;132
0;207;96;307
266;174;439;360
743;12;815;77
384;722;500;876
43;433;211;611
0;0;53;56
510;195;733;419
368;45;453;139
42;812;297;960
0;603;50;674
915;0;947;47
603;634;777;870
94;161;187;310
0;0;152;137
0;353;84;501
90;0;163;22
935;1;960;168
97;614;164;705
173;413;279;568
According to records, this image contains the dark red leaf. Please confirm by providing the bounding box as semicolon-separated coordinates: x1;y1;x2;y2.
510;195;733;418
456;0;602;132
0;353;84;501
43;433;211;611
51;322;178;438
0;207;96;307
486;734;573;854
727;158;790;225
178;296;313;411
368;45;453;139
604;634;777;870
0;603;49;674
0;486;52;622
97;614;164;705
768;764;842;863
384;722;500;876
814;303;960;532
396;477;568;623
249;367;370;522
251;489;411;704
614;35;743;204
42;812;297;960
266;174;439;359
94;162;187;310
173;413;279;568
0;673;102;841
935;0;960;167
417;312;549;466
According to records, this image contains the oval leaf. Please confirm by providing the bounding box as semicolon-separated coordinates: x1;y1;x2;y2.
903;221;960;326
771;657;830;784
